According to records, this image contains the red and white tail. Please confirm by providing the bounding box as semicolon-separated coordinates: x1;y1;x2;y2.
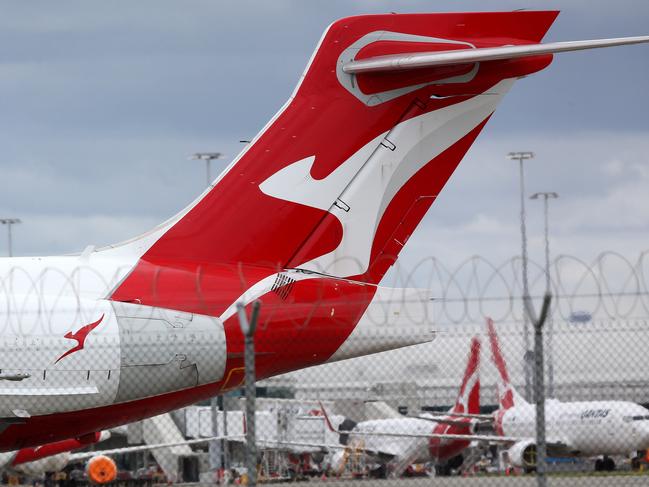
112;11;563;308
486;318;527;409
451;336;481;415
110;11;649;313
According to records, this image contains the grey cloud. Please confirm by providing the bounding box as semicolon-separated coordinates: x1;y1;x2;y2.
0;1;647;263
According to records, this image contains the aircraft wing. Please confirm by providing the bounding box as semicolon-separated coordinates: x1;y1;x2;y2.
258;438;399;460
415;414;492;428
422;411;494;421
261;437;400;465
364;401;403;421
346;429;570;451
256;439;344;453
344;430;515;444
68;435;244;461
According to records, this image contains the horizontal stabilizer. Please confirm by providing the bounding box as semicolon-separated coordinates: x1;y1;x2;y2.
417;415;489;428
425;411;494;421
364;400;402;421
344;36;649;74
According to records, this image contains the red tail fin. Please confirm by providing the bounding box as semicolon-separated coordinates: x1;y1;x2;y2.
319;401;337;433
112;12;558;310
452;336;481;414
487;317;525;409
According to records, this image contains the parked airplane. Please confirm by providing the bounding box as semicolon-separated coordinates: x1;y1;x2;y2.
0;11;648;450
484;318;649;472
0;432;109;478
324;320;649;474
9;434;238;484
322;337;481;478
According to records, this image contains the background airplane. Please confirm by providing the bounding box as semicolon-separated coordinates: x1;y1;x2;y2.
482;317;649;472
321;337;482;478
0;11;648;452
319;319;649;474
9;434;240;484
0;432;109;478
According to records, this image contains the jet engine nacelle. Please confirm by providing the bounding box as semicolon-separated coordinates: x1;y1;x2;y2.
86;455;118;484
506;440;537;470
9;452;117;484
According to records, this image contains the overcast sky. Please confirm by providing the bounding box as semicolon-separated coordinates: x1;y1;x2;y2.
1;0;648;276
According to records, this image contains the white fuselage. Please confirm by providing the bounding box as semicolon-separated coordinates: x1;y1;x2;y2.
0;253;433;422
501;399;649;456
0;254;227;419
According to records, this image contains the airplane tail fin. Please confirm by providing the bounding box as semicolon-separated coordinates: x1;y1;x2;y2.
112;11;561;307
451;336;481;415
486;317;527;409
319;401;356;445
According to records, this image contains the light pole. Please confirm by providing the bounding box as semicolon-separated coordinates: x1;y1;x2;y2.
530;191;559;397
507;151;535;402
0;218;21;257
190;152;224;188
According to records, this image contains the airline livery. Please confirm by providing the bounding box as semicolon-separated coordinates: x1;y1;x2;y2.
1;432;238;483
0;11;647;450
325;321;649;474
0;432;109;479
485;318;649;471
324;337;481;478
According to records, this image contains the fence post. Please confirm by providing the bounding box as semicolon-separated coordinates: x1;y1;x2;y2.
237;300;261;487
534;293;552;487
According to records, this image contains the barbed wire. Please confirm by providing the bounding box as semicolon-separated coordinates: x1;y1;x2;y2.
375;250;649;325
0;251;648;334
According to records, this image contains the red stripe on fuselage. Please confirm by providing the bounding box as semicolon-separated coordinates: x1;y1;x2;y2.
0;277;374;451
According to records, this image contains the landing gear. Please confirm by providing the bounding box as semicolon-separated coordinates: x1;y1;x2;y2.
594;456;615;472
434;455;465;477
434;463;452;477
369;464;388;479
447;454;464;471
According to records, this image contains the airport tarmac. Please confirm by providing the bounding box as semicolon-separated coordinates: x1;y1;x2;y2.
170;473;649;487
283;474;649;487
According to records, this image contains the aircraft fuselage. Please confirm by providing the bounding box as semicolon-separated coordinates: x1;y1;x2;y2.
0;254;433;449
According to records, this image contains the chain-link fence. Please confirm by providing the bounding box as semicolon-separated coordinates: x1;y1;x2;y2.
0;251;648;486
